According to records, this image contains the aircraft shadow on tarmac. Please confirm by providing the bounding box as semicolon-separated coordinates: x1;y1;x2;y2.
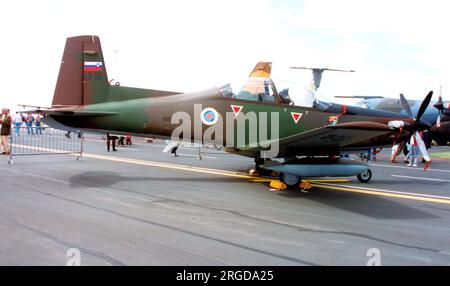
70;172;439;221
277;190;440;220
69;171;243;188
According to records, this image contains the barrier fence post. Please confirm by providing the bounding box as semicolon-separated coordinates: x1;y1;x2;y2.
76;132;85;161
8;131;13;165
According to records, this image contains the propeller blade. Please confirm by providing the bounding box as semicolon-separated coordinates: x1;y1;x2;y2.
416;91;433;121
414;132;431;171
434;96;444;113
400;93;413;118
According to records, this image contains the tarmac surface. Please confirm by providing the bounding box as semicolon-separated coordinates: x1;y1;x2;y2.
1;133;450;266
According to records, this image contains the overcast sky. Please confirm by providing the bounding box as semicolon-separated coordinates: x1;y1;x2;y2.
1;0;449;109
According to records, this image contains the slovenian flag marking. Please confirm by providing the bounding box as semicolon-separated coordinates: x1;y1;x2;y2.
84;61;103;72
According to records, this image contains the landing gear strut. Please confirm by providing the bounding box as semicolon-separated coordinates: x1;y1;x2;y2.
357;169;372;183
279;173;301;189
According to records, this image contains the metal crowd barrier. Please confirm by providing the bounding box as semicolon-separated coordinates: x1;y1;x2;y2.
8;127;83;165
172;142;224;160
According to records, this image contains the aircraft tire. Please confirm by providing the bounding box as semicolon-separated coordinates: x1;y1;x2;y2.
357;169;372;183
280;173;301;189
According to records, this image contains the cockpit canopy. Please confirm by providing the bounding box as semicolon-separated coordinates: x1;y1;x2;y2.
220;77;333;109
236;77;278;103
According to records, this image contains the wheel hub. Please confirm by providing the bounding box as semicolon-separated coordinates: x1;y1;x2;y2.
282;173;300;186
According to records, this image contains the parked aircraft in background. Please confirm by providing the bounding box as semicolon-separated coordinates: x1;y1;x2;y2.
290;67;449;145
336;93;449;145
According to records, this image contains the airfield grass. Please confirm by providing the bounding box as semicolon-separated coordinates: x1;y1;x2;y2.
432;152;450;159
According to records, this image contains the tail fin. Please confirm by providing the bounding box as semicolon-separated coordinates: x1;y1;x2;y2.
249;61;272;78
52;35;109;107
290;67;355;107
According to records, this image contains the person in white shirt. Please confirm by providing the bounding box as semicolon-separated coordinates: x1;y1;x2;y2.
12;112;23;136
407;133;420;167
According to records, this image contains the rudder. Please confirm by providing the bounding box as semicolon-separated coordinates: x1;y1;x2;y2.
52;35;109;107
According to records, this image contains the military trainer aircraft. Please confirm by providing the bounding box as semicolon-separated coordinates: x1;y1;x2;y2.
32;35;435;188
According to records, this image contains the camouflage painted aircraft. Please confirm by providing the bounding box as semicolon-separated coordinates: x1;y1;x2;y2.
32;35;435;188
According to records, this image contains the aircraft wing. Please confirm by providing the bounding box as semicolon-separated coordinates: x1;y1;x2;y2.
277;121;395;150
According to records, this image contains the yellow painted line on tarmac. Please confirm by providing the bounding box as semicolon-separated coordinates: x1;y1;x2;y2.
249;179;352;183
311;183;450;205
12;144;450;205
73;153;450;205
82;153;254;179
249;179;274;183
12;144;252;179
305;179;352;183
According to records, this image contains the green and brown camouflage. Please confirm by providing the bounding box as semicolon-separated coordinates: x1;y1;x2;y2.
41;36;431;160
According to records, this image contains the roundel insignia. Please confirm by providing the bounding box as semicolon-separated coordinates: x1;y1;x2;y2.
200;107;219;125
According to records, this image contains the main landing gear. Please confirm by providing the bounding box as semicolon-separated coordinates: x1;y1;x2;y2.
279;173;301;189
278;169;372;188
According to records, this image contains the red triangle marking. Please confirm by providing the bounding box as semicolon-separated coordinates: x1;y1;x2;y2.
291;112;303;124
231;105;243;116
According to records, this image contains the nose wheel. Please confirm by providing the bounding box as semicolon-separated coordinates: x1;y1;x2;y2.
357;169;372;183
280;173;301;189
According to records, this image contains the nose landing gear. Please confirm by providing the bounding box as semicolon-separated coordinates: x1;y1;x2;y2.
357;169;372;183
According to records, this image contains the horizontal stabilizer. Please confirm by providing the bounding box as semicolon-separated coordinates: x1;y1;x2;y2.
22;109;117;117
